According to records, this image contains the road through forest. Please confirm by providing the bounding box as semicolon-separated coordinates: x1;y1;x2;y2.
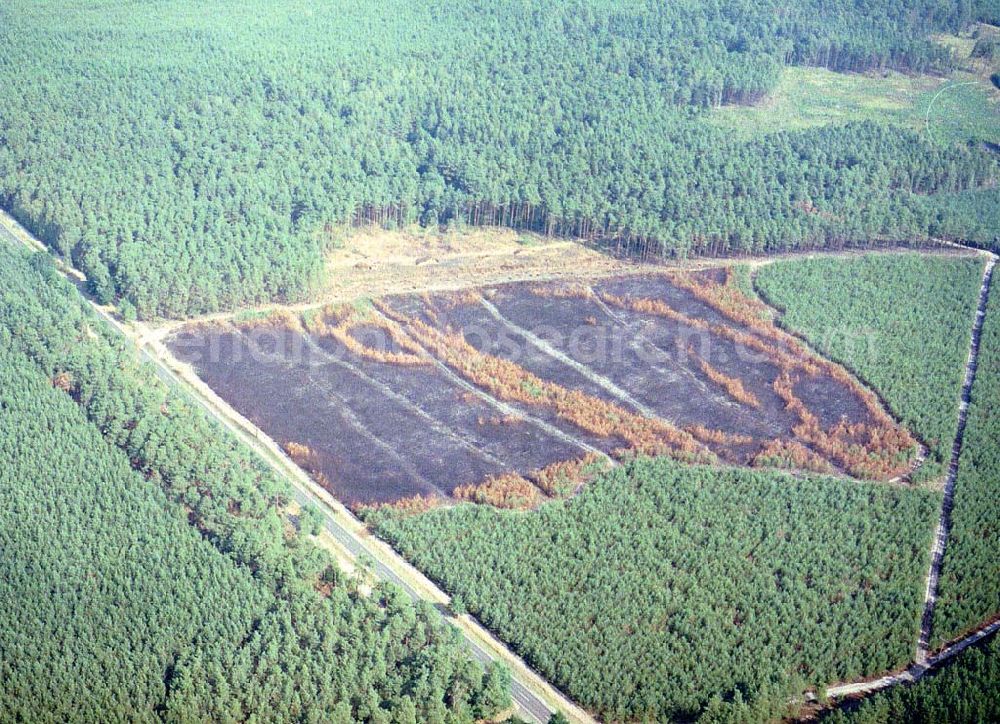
0;210;592;724
4;206;999;718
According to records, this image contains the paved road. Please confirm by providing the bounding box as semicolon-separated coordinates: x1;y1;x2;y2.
292;478;554;722
160;353;560;723
0;213;581;724
9;209;999;719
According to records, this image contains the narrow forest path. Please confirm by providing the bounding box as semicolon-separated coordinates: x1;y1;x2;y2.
917;251;996;663
145;243;976;333
821;619;1000;702
806;247;998;710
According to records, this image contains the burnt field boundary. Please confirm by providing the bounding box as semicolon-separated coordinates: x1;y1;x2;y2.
167;267;933;508
0;209;591;724
167;244;998;715
5;204;998;720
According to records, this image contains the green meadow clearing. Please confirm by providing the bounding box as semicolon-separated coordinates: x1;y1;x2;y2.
709;30;999;146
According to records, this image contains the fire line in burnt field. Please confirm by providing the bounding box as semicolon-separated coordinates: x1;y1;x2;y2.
169;268;917;510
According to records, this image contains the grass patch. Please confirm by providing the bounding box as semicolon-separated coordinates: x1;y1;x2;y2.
232;307;281;324
709;36;998;147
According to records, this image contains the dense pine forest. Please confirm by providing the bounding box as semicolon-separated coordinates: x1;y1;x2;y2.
1;0;998;316
0;243;510;722
369;457;939;721
0;346;275;720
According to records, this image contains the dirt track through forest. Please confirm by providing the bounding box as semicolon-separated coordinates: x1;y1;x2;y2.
818;619;1000;705
917;252;996;662
807;247;998;710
